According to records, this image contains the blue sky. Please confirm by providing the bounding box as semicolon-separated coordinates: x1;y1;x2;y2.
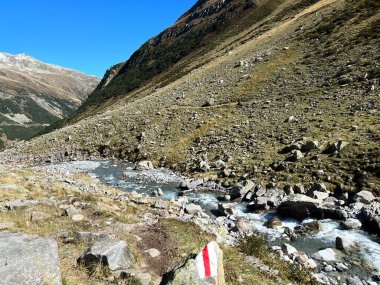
0;0;196;77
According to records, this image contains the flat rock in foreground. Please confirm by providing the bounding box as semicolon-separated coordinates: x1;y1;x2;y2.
0;232;62;285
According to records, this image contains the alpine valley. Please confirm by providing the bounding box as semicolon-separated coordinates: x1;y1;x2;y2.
0;52;99;148
0;0;379;285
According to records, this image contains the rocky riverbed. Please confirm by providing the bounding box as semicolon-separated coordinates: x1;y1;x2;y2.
0;160;379;284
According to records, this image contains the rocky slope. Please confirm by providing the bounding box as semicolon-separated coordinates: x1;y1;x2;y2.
0;52;99;148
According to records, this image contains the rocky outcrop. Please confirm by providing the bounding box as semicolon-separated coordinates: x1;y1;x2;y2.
0;233;62;285
78;239;135;271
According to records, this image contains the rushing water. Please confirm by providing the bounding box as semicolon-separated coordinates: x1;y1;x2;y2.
40;160;380;275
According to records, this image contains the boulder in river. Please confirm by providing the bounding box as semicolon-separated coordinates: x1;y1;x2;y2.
0;232;62;285
336;236;359;251
361;202;380;235
265;217;283;229
277;194;347;220
340;218;362;230
217;203;236;217
312;248;340;262
135;160;154;171
294;220;322;235
229;180;255;200
78;239;135;271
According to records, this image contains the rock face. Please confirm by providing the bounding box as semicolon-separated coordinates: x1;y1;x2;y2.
277;194;347;220
0;232;62;285
162;241;225;285
78;239;135;271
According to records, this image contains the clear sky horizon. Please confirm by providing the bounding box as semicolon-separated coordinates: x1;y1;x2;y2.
0;0;196;77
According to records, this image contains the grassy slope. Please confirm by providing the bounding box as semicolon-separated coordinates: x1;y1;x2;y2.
2;0;380;193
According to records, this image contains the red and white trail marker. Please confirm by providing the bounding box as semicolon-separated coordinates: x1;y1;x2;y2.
195;241;221;280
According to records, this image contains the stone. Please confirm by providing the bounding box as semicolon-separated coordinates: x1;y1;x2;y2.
304;258;317;270
362;202;380;235
185;203;203;215
324;265;333;272
294;252;308;264
294;184;305;194
301;140;319;152
277;194;347;220
135;160;154;171
286;116;295;123
312;248;339;262
2;199;40;211
347;276;363;285
311;191;329;200
324;140;349;154
154;200;168;209
340;218;362;230
281;243;298;255
217;203;236;217
229;180;255;200
0;222;16;230
255;187;267;197
336;236;359;251
135;272;152;285
283;185;294;195
71;214;84;221
0;233;62;285
78;239;135;271
289;150;303;161
162;241;225;285
31;211;52;222
234;219;253;234
294;220;322;235
309;183;327;192
353;190;375;204
74;232;111;243
144;248;160;258
265;217;282;229
336;262;348;272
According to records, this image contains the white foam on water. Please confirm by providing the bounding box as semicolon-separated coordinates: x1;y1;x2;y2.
187;193;219;209
314;220;380;270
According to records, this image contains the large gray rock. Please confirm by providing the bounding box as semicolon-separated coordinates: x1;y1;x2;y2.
185;203;203;215
362;202;380;235
0;232;62;285
229;180;255;200
78;239;135;271
312;248;340;262
281;243;298;255
353;191;375;204
336;236;359;251
277;194;347;220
